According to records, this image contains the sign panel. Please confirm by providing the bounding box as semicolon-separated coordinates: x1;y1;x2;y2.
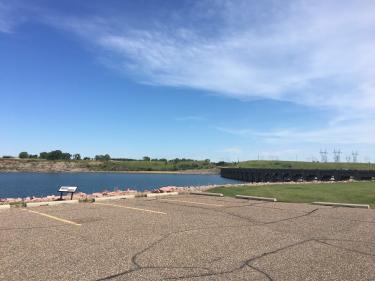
59;186;77;193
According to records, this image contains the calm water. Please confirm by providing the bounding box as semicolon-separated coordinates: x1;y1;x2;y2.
0;172;242;198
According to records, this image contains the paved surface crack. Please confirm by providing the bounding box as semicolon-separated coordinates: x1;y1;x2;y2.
95;224;251;280
315;239;375;258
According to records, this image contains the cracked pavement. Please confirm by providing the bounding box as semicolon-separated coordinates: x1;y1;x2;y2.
0;194;374;280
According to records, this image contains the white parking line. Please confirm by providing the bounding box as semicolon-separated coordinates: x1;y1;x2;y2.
160;199;224;207
94;202;167;215
23;209;81;226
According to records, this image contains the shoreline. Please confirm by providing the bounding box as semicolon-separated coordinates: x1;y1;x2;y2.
0;184;223;204
0;159;219;174
0;169;219;175
0;180;360;205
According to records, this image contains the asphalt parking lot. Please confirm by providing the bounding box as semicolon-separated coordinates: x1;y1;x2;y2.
1;194;374;281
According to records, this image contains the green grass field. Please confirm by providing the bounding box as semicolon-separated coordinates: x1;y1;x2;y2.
209;181;375;207
233;160;375;170
92;159;215;171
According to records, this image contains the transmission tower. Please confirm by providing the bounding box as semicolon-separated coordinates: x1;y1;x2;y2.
320;149;328;163
352;151;358;163
333;149;342;163
345;155;351;163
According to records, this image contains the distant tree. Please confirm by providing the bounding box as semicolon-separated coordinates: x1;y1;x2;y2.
143;156;151;161
83;157;91;160
216;161;227;166
171;158;180;164
112;158;136;161
39;152;48;159
62;153;71;160
19;152;29;159
47;150;63;160
95;154;111;161
29;154;38;159
2;155;14;159
73;154;81;160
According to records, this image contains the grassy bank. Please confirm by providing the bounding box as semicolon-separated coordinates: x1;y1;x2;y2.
92;159;215;172
209;181;375;207
234;160;375;170
0;158;217;173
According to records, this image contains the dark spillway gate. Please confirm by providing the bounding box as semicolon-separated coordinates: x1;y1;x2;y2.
221;168;375;182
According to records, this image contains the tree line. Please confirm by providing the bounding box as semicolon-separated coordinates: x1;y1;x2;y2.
11;151;223;164
2;151;232;166
18;150;86;160
0;151;111;161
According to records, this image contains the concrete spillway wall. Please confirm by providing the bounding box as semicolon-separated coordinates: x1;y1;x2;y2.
221;168;375;182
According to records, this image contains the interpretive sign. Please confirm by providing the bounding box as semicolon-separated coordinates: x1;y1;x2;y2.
58;186;78;200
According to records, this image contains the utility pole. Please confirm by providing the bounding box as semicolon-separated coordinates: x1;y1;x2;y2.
333;149;342;163
352;151;358;163
320;149;328;163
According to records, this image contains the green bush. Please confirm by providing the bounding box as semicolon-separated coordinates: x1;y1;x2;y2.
9;201;26;208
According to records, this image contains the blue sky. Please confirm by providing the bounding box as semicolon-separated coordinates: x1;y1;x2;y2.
1;0;375;162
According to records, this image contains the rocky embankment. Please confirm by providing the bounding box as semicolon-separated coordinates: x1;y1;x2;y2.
0;183;237;204
0;159;219;174
0;159;95;172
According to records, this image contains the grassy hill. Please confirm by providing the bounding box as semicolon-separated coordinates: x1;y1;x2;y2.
92;159;215;172
233;160;375;170
1;158;375;172
0;158;217;173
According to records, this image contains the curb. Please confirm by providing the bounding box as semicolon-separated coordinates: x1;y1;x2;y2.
146;192;179;198
26;200;79;207
94;195;136;201
312;202;370;209
0;204;10;210
190;192;223;197
235;195;277;202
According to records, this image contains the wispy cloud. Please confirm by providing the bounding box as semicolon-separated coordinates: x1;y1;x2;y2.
2;0;375;150
0;2;16;33
50;1;375;149
5;1;375;113
51;0;375;114
0;0;33;33
175;115;206;122
217;119;375;145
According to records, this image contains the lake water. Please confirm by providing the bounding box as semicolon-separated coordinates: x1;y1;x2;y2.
0;172;242;198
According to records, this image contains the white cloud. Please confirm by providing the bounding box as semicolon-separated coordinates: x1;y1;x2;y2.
3;1;375;112
217;119;375;145
0;0;31;33
56;0;375;114
0;2;16;32
3;0;375;150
